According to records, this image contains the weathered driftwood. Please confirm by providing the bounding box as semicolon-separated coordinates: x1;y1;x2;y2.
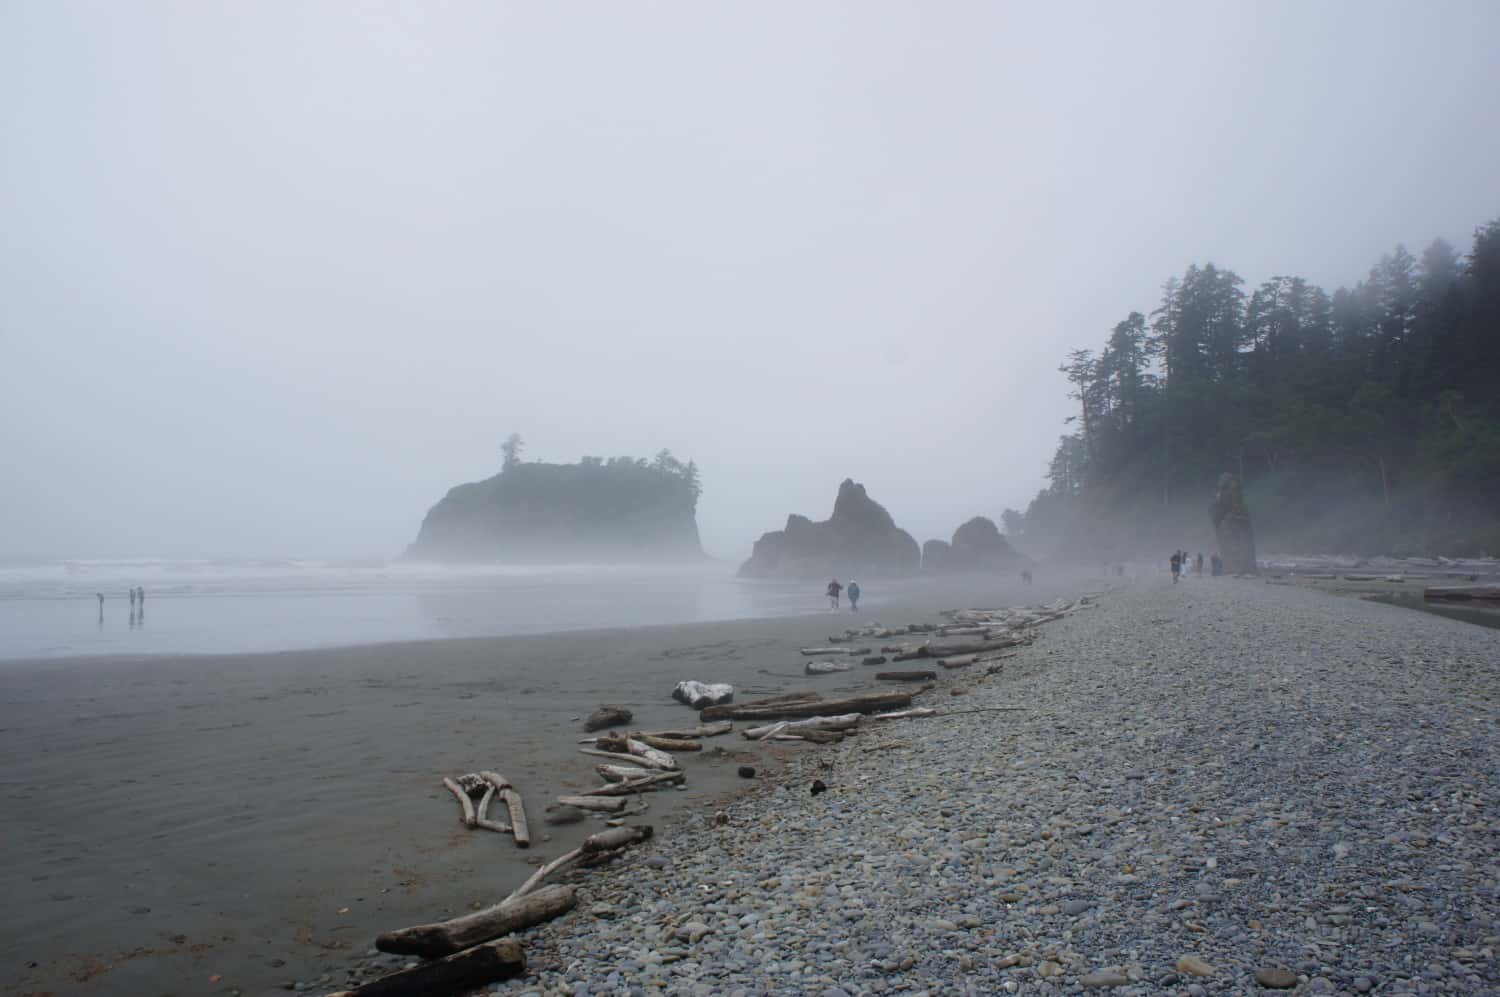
443;777;477;828
633;733;702;752
329;939;525;997
892;647;929;662
701;690;914;721
1425;585;1500;601
508;826;654;902
374;885;576;959
597;763;656;782
481;772;530;847
743;714;861;739
872;706;938;720
672;680;735;708
594;733;678;770
640;720;733;739
774;727;844;744
937;653;978;669
556;794;628;813
587;770;684;795
876;670;937;682
585;705;633;731
805;660;853;675
801;647;865;656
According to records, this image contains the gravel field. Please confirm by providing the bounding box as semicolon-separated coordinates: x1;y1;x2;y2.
487;577;1499;996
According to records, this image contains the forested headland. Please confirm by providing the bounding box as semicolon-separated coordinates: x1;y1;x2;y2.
1007;218;1500;558
406;438;705;562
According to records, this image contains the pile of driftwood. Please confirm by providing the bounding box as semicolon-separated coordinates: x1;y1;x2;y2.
336;595;1092;996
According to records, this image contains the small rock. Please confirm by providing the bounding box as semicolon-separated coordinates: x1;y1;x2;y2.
738;766;756;778
1037;960;1064;978
1176;955;1215;977
810;780;828;796
1254;968;1298;989
1079;971;1130;988
1063;899;1091;916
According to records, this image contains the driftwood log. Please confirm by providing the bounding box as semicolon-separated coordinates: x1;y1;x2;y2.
640;720;733;739
374;885;576;959
442;777;477;828
937;653;977;669
328;939;525;997
743;714;861;739
587;770;684;795
595;733;678;770
508;825;654;902
873;706;938;720
479;772;530;846
633;733;702;752
701;690;913;722
597;762;656;782
556;794;628;813
584;705;633;731
876;670;937;682
773;727;844;744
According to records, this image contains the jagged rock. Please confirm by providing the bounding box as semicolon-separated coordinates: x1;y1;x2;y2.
922;516;1031;574
738;479;920;578
1210;472;1259;575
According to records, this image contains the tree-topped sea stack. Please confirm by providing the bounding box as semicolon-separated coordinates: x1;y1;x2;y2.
406;447;704;563
1210;472;1258;574
738;479;920;578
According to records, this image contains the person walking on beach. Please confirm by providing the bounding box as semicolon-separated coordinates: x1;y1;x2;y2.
1169;551;1182;583
1195;553;1204;576
826;578;843;610
1021;569;1033;585
129;587;137;610
847;580;861;612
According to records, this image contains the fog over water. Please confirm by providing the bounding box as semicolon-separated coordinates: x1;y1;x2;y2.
3;2;1499;563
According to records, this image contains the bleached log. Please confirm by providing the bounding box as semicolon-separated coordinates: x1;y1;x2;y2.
743;714;861;739
507;825;654;902
872;707;938;720
701;690;913;721
443;777;477;828
805;660;853;674
556;795;628;813
938;654;977;669
773;727;844;744
374;885;576;959
876;670;937;682
595;733;678;770
480;771;530;847
587;770;684;795
328;939;524;996
597;763;656;782
640;720;733;739
634;733;702;752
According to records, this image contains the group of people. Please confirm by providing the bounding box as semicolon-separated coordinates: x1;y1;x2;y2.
95;587;147;619
825;578;861;611
1169;550;1223;582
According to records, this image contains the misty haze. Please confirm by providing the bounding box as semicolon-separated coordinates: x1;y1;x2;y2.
2;3;1497;995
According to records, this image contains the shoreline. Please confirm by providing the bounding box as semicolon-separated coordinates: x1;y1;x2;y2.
0;571;1090;995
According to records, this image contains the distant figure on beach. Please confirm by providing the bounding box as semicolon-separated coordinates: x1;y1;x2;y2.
96;592;104;616
1211;552;1223;576
1170;552;1182;583
847;580;861;612
136;586;145;606
1021;569;1033;585
1195;553;1204;576
826;578;843;610
1116;563;1125;577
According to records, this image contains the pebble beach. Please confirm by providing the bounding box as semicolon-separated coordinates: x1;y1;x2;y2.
503;578;1498;995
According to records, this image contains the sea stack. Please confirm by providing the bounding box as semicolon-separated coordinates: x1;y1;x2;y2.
1210;472;1258;574
738;479;920;578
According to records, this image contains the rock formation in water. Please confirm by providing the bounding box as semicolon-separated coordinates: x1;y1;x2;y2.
1210;472;1258;574
406;454;703;563
738;479;920;578
922;516;1032;573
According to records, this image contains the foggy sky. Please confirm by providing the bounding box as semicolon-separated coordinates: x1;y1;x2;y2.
3;1;1498;562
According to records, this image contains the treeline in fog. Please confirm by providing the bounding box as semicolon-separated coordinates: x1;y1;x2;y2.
1007;218;1500;558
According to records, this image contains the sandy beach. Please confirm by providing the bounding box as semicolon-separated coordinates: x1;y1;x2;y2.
0;572;1084;995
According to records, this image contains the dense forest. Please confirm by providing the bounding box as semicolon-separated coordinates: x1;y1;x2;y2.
406;438;704;562
1006;218;1500;558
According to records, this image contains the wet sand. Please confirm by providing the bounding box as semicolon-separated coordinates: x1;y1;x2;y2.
0;573;1085;995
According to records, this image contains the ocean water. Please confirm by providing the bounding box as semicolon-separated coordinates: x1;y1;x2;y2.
0;558;841;661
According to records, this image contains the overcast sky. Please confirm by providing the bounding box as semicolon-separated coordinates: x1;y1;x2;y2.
3;1;1497;562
